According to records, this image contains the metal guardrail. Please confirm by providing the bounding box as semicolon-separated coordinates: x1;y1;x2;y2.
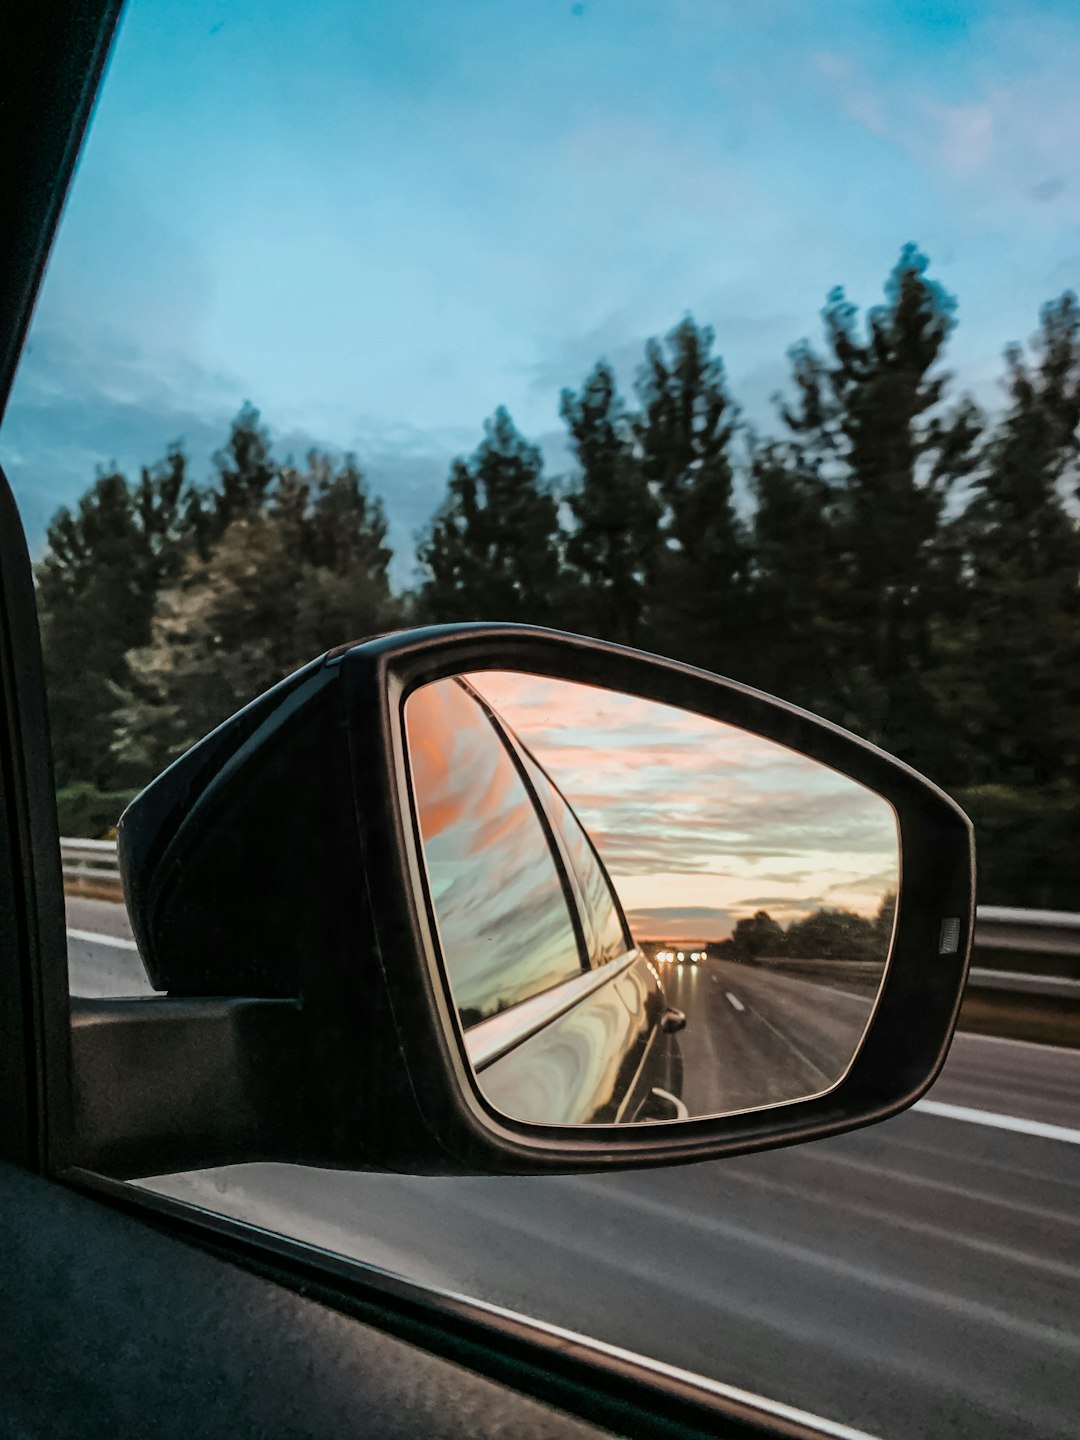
60;836;121;887
969;906;1080;1002
974;905;1080;958
57;838;1080;995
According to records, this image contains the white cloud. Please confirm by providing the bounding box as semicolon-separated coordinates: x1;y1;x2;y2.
927;101;995;174
809;23;1080;232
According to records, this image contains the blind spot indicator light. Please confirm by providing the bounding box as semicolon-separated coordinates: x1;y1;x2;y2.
939;917;961;955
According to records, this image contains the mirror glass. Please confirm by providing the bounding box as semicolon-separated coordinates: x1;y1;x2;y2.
403;672;899;1127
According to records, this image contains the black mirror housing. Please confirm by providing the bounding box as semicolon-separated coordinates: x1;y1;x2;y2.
101;624;974;1181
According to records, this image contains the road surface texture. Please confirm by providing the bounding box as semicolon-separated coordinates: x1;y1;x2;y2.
661;959;877;1113
69;904;1079;1440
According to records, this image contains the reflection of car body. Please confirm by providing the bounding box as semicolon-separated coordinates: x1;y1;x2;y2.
407;677;685;1125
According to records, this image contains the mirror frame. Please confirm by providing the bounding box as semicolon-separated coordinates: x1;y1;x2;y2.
399;667;900;1128
338;622;974;1174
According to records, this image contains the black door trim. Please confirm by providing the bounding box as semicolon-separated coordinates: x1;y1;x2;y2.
60;1165;879;1440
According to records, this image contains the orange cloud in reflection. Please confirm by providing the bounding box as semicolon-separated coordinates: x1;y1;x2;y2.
405;678;518;841
465;670;898;943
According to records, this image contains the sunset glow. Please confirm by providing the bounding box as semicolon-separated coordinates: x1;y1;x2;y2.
465;671;898;944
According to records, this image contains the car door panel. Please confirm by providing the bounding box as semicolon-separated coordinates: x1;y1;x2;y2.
0;1160;610;1440
477;950;678;1125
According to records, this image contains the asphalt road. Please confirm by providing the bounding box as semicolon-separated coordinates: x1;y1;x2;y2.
663;959;877;1114
68;902;1080;1440
66;895;154;996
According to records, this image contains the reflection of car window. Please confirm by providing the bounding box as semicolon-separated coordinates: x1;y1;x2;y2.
518;750;629;967
405;679;584;1027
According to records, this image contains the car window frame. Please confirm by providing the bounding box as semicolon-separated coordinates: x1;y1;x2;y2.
426;676;593;1025
507;733;634;967
0;479;845;1440
0;5;916;1433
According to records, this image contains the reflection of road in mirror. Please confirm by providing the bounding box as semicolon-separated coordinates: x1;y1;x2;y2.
406;671;900;1126
655;959;877;1115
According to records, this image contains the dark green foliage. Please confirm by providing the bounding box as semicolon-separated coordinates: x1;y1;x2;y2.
112;446;398;776
560;362;660;646
934;294;1080;791
417;407;565;624
783;908;882;962
633;318;750;673
35;250;1080;909
954;786;1080;912
38;408;399;787
744;437;846;711
731;910;786;959
770;246;983;756
35;446;190;788
183;403;278;556
54;782;141;839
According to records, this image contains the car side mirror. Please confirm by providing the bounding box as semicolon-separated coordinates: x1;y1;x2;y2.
74;625;973;1179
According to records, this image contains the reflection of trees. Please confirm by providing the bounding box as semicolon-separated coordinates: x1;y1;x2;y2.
733;893;896;962
731;911;786;958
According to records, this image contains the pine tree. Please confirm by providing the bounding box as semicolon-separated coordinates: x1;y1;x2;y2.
773;246;982;758
35;446;191;788
943;293;1080;790
299;451;393;583
633;317;749;674
744;436;846;711
113;451;399;777
184;403;277;557
417;407;564;624
560;361;660;645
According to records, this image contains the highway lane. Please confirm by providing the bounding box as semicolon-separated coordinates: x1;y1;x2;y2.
661;959;878;1114
140;1082;1079;1440
68;909;1080;1439
66;896;154;997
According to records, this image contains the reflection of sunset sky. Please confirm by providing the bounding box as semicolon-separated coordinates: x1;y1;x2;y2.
406;678;585;1017
467;671;898;944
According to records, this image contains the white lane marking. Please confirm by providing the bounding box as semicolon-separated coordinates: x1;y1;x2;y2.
914;1099;1080;1146
725;991;745;1012
67;928;139;951
713;1159;1080;1282
747;1004;832;1085
820;984;876;1006
650;1087;690;1121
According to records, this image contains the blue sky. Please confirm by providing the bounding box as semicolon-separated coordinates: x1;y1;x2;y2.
4;0;1080;583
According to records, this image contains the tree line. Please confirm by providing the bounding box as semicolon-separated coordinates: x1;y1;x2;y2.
727;898;896;965
36;245;1080;907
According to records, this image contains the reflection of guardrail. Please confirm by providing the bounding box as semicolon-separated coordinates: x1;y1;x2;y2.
742;909;1080;998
